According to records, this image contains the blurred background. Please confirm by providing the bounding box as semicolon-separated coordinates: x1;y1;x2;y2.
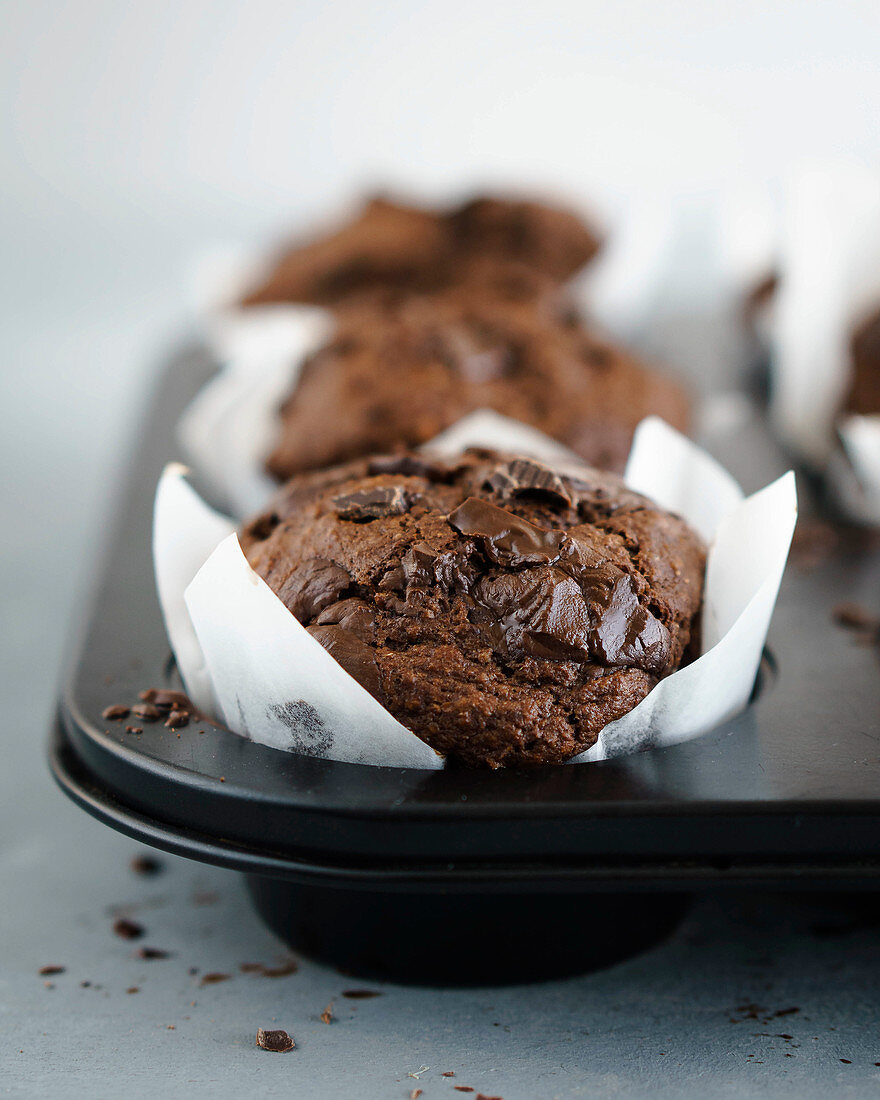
4;0;880;544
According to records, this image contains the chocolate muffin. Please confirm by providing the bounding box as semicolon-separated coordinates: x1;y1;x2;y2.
264;290;690;480
241;450;705;768
241;193;601;307
848;304;880;416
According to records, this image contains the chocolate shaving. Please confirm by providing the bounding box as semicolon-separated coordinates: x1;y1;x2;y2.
332;485;411;521
256;1027;295;1052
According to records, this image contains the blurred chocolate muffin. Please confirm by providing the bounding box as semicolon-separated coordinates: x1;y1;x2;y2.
848;304;880;415
264;289;690;479
241;193;601;307
241;449;705;768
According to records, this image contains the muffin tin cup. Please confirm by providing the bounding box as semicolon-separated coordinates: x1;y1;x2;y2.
49;347;880;984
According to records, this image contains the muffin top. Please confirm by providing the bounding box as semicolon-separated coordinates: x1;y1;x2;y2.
849;303;880;416
264;289;690;480
241;193;601;307
241;450;705;767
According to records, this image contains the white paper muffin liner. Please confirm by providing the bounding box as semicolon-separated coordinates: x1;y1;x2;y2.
154;416;796;769
769;164;880;525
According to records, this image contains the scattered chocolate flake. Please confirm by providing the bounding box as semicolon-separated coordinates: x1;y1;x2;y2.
131;703;161;722
342;988;382;999
319;1003;334;1025
113;918;144;940
38;965;65;976
126;987;139;994
443;1071;456;1077
332;485;410;521
167;1025;176;1030
476;1094;503;1100
135;947;171;960
199;972;231;986
260;961;298;978
102;704;130;720
125;726;143;734
832;602;880;632
130;855;163;876
410;1091;423;1100
256;1027;295;1053
841;1059;852;1064
165;710;190;729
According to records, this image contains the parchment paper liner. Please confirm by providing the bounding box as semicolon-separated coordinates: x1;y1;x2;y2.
155;416;796;768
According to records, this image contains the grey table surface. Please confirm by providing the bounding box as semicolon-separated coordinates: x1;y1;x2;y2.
2;224;880;1100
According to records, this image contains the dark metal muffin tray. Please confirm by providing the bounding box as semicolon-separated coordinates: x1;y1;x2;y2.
50;348;880;983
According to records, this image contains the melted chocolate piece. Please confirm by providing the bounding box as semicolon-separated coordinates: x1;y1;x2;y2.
256;1027;295;1053
447;497;564;566
315;597;378;641
487;457;574;507
477;567;591;660
332;486;411;521
275;558;351;622
306;624;385;703
578;568;670;670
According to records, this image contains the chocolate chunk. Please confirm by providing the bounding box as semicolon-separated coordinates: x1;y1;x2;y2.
447;497;564;566
131;703;161;722
275;557;351;622
367;453;459;482
315;598;377;640
579;569;671;671
488;458;574;507
256;1027;295;1052
102;705;129;720
139;689;197;713
165;710;189;729
113;918;144;940
477;568;591;660
306;625;385;703
320;1003;334;1024
332;485;411;521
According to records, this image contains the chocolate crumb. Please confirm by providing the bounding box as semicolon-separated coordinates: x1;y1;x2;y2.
342;988;382;999
476;1094;503;1100
165;710;190;729
102;705;130;720
38;965;65;976
260;960;298;978
135;947;171;960
443;1071;456;1077
832;601;880;632
126;986;139;994
131;703;161;722
113;918;144;940
320;1003;334;1024
200;972;231;986
410;1091;423;1100
125;726;143;734
841;1058;852;1064
256;1027;295;1053
130;855;163;876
